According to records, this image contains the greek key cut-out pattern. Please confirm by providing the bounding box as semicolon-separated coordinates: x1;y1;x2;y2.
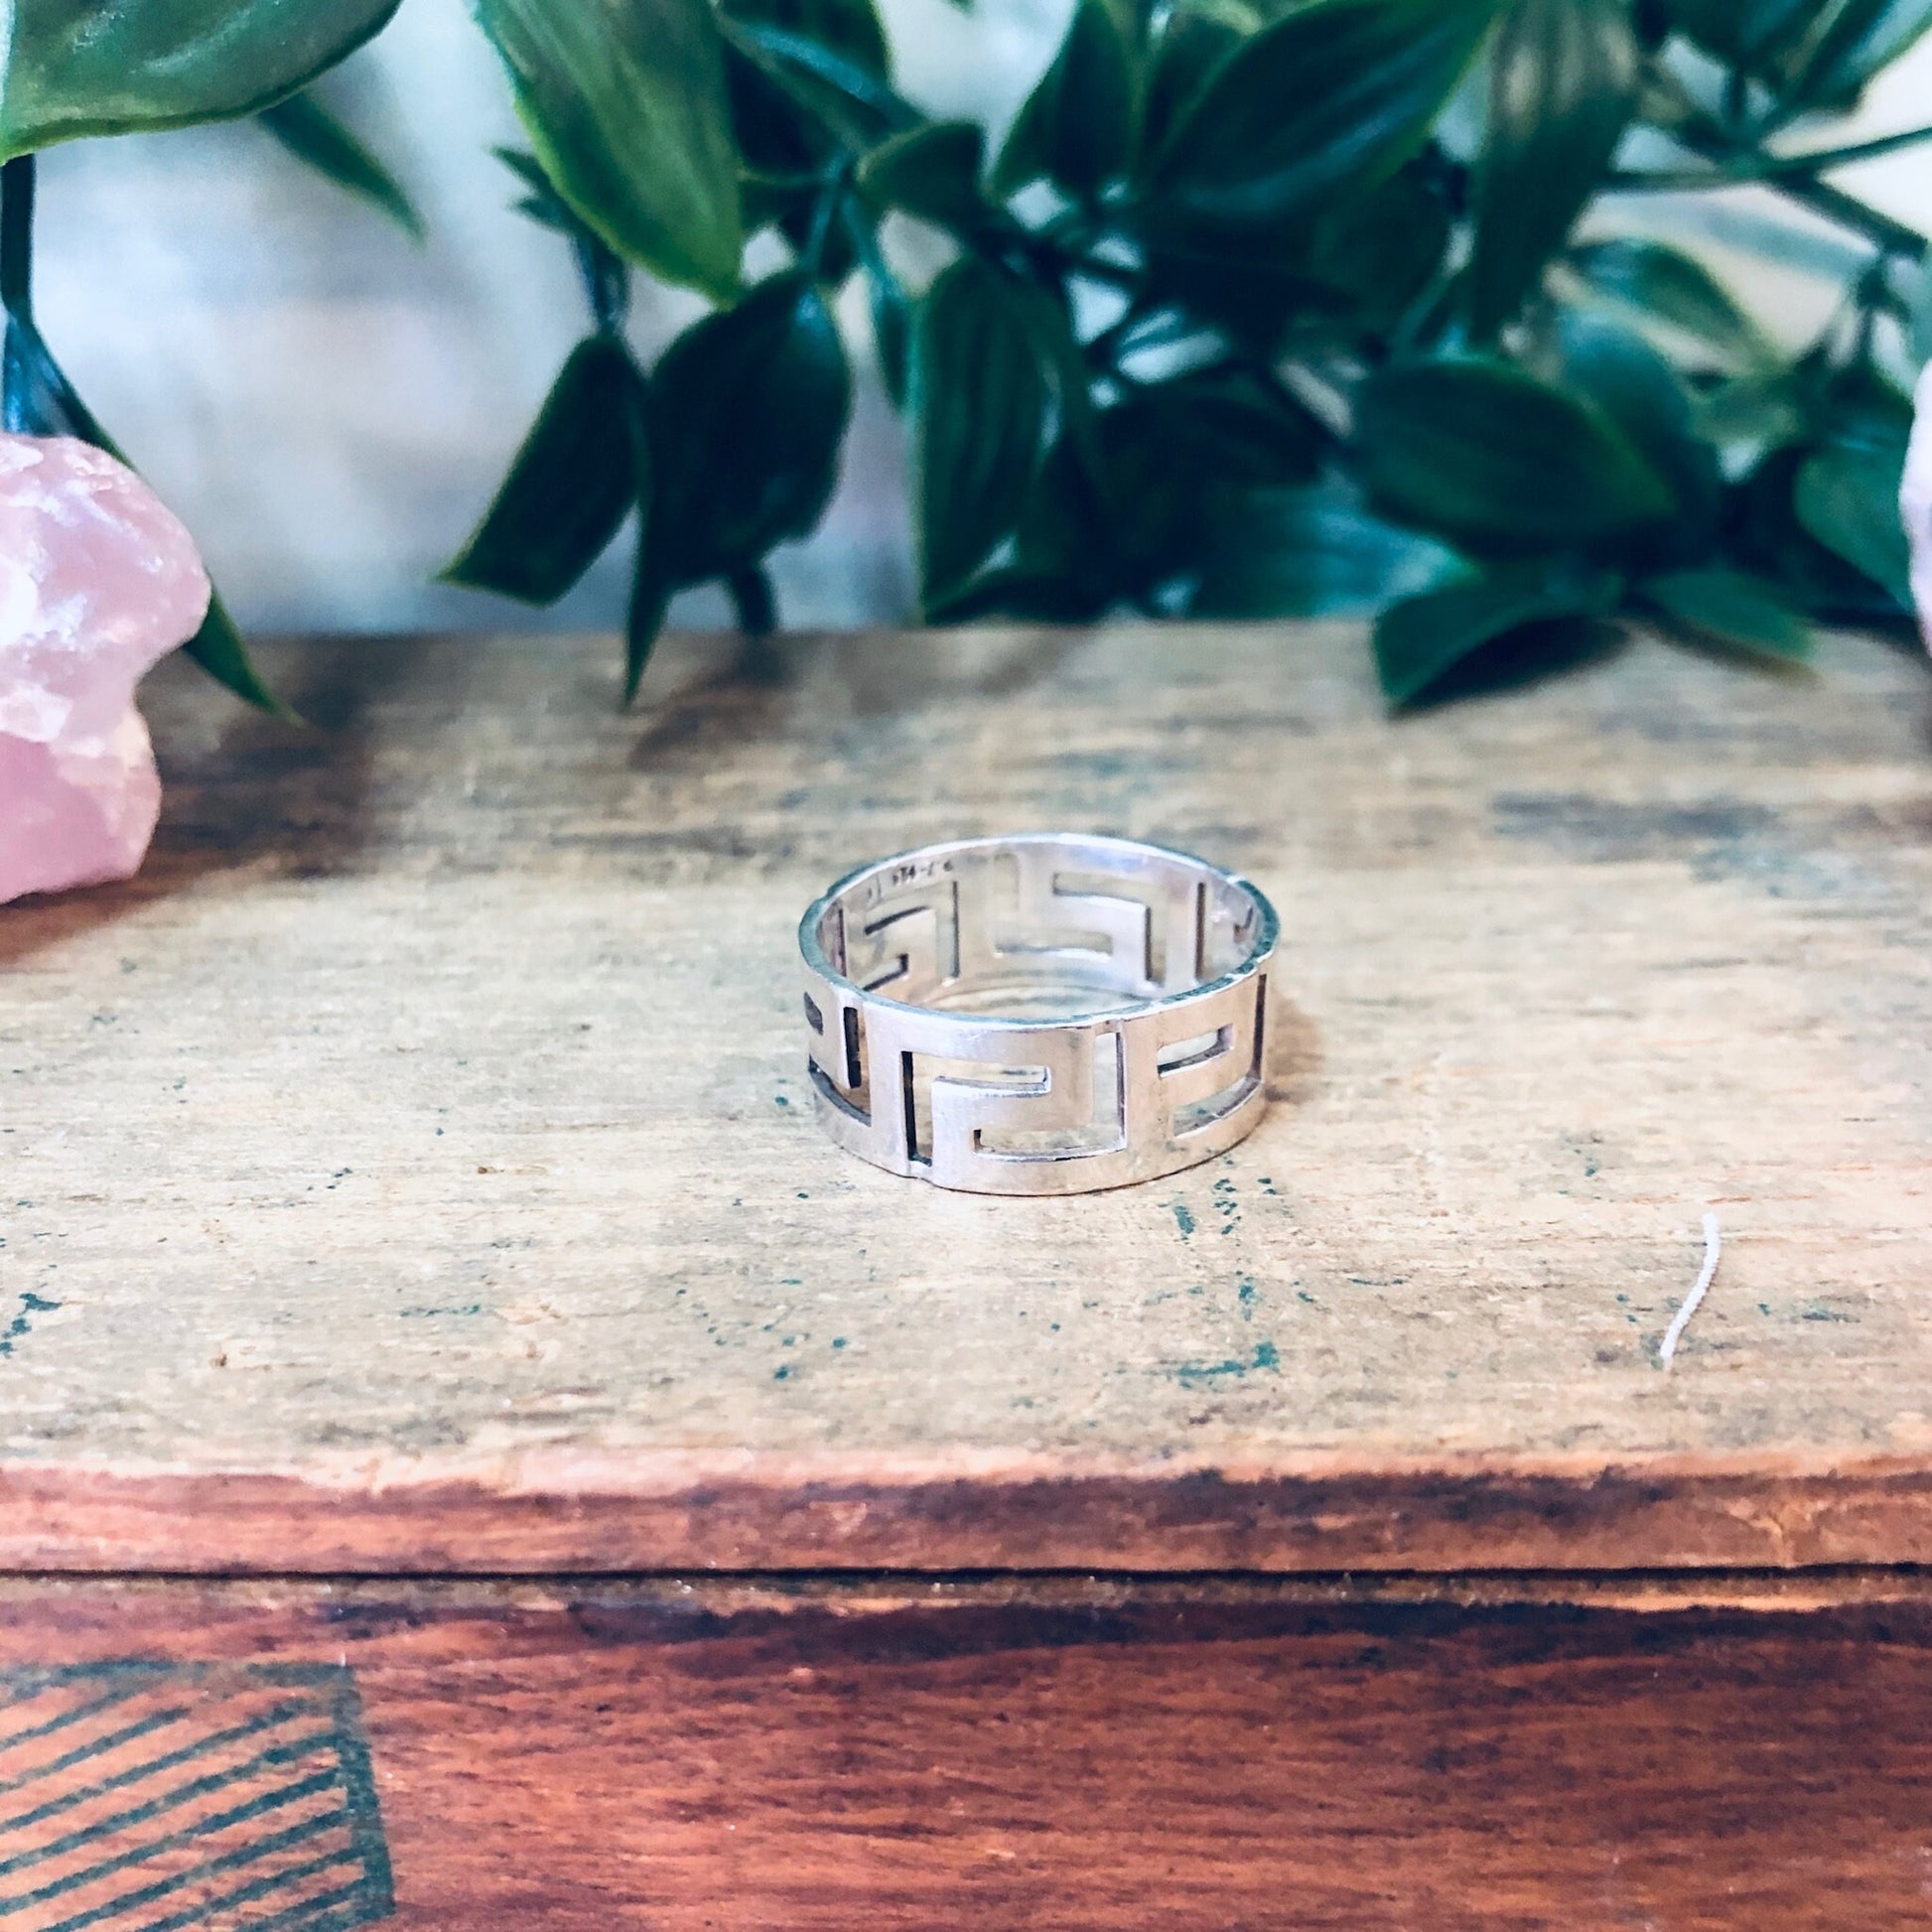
800;837;1275;1194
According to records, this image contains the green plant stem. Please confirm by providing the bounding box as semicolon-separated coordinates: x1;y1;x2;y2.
1851;296;1877;363
1024;228;1140;296
573;234;629;334
1786;173;1928;260
1612;123;1932;192
0;154;33;319
800;167;849;280
1;154;35;435
727;565;775;634
1645;115;1930;261
1722;65;1748;135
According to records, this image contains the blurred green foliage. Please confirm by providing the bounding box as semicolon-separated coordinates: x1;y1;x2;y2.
5;0;1932;712
455;0;1932;703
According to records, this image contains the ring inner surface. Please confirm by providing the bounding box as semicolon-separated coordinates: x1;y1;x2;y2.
816;838;1265;1021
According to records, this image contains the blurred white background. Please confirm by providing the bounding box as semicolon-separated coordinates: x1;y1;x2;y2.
32;0;1932;636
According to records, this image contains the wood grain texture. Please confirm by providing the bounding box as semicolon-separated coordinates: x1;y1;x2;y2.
5;1575;1932;1929
2;624;1930;1572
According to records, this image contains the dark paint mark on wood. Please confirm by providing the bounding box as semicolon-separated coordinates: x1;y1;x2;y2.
0;1294;58;1361
1174;1340;1279;1386
0;1663;391;1929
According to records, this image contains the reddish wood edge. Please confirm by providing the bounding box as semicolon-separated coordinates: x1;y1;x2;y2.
6;1573;1932;1929
7;1458;1932;1574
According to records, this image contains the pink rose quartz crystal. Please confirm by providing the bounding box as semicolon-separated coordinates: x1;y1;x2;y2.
0;435;209;905
1905;363;1932;654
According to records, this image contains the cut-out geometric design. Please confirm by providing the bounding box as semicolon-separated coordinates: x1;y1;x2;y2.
802;835;1276;1193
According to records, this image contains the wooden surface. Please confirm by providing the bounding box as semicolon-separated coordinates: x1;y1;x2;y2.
3;624;1931;1573
4;1573;1932;1929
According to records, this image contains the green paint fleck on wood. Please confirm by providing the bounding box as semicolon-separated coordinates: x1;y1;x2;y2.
1174;1339;1280;1386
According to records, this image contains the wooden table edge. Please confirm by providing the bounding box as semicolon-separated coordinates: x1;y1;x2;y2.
9;1454;1932;1573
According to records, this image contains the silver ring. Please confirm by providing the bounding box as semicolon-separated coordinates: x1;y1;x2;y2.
798;833;1279;1194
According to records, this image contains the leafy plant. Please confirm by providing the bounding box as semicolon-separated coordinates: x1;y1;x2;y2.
0;0;407;709
453;0;1932;704
259;89;423;239
5;0;1932;715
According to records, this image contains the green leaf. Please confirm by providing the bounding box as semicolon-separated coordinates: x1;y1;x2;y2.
471;0;744;302
1465;0;1638;339
443;336;644;605
739;168;814;234
927;564;1114;623
1727;442;1893;617
1547;307;1721;548
1694;369;1806;477
1813;357;1914;456
650;269;852;583
625;517;676;705
716;0;894;197
724;43;833;179
0;0;400;158
1568;238;1772;371
1374;560;1622;704
912;259;1051;606
1641;567;1814;658
1663;0;1819;69
494;144;581;230
1132;365;1326;485
259;90;422;239
1139;0;1497;233
1007;437;1116;604
183;590;292;718
718;16;918;150
858;121;991;231
720;0;890;77
1136;160;1453;352
624;272;847;688
1303;159;1450;332
1014;366;1326;603
1194;479;1469;618
3;311;286;714
1794;441;1912;604
991;0;1138;198
1140;1;1251;165
1355;356;1675;546
1138;212;1338;354
1780;0;1932;110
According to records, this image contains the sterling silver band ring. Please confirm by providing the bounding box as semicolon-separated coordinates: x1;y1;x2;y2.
798;833;1279;1195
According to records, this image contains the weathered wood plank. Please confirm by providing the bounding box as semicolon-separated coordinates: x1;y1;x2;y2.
3;1575;1932;1929
1;625;1929;1571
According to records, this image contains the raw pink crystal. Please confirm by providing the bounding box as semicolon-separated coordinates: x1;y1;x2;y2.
1900;362;1932;656
1904;364;1932;655
0;435;209;905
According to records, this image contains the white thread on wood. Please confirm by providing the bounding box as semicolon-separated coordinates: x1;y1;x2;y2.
1659;1213;1722;1369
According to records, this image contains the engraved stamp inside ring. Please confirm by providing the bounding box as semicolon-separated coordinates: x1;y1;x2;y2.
797;833;1279;1195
